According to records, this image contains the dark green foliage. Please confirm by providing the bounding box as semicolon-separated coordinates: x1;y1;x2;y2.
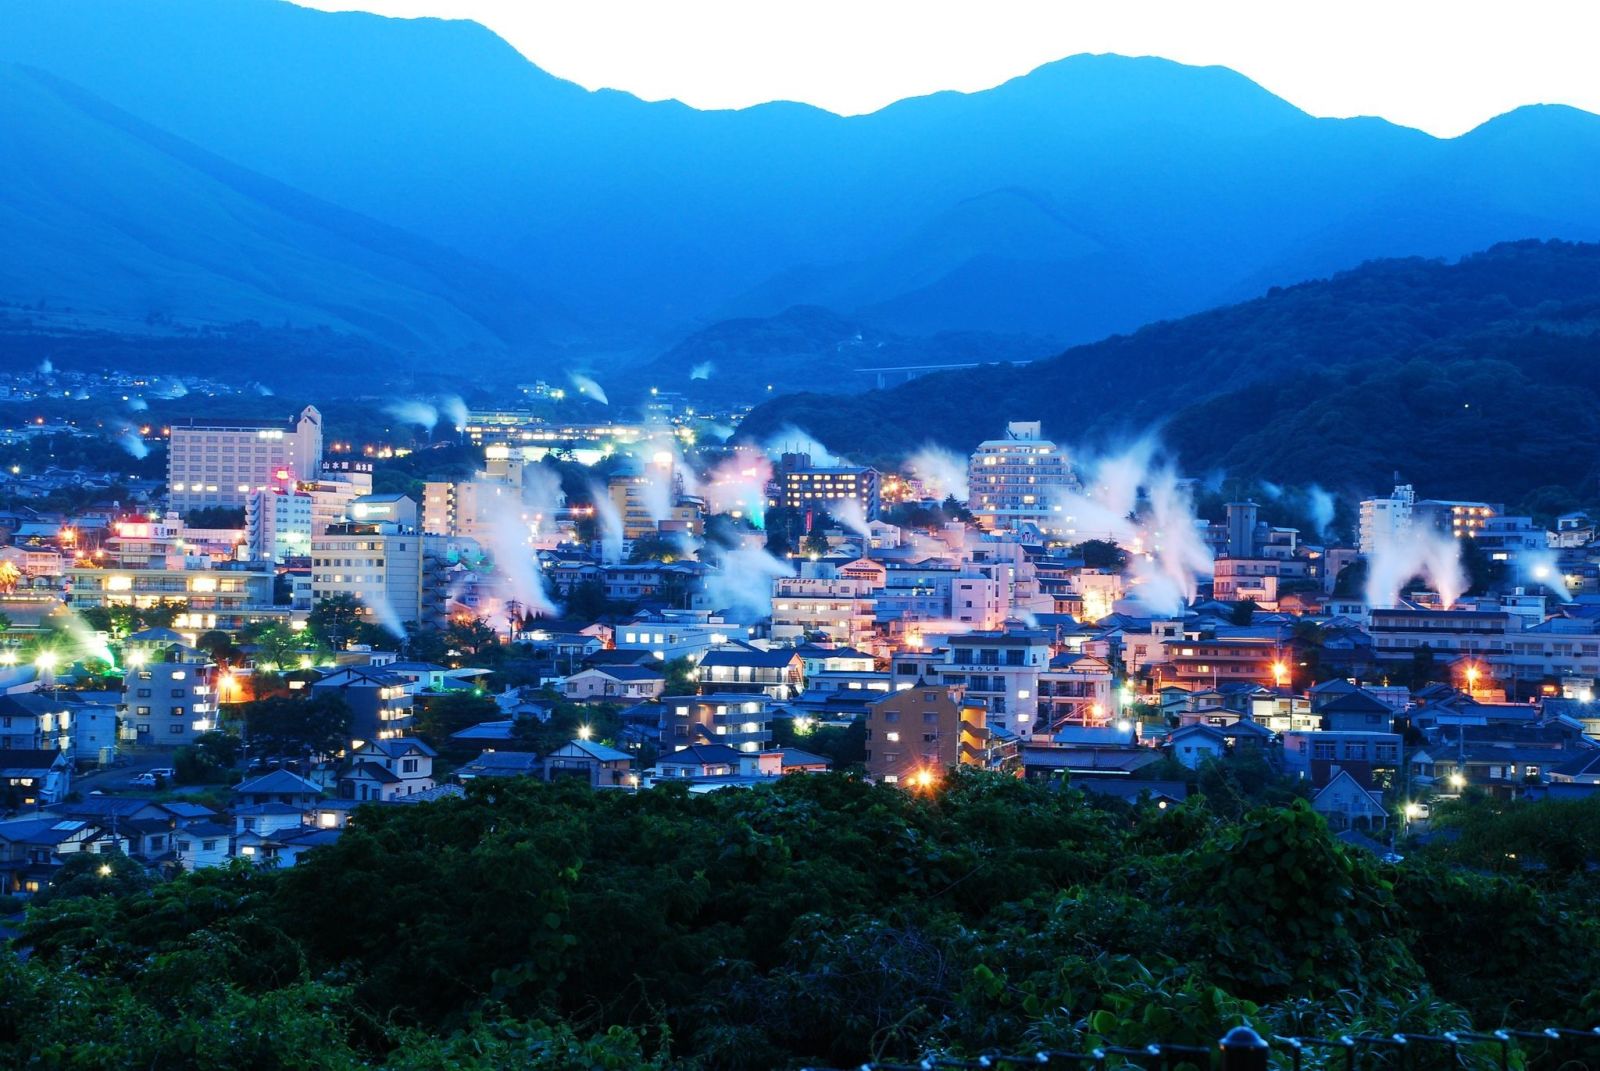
7;774;1598;1069
241;693;352;758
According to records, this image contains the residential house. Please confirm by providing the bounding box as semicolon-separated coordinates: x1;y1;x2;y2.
0;816;128;894
337;738;437;801
697;644;805;700
1317;689;1397;733
1311;767;1389;833
233;769;323;810
0;750;72;807
563;665;666;703
542;739;634;789
1168;724;1227;769
173;821;233;872
455;751;542;780
655;743;746;779
0;694;73;755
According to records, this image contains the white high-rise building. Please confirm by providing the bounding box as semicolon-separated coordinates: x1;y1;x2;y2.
246;486;314;562
167;406;323;512
967;422;1079;534
1359;483;1415;556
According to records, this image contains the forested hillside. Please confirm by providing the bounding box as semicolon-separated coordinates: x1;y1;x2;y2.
742;240;1600;506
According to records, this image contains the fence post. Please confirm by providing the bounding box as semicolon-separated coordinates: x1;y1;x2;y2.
1220;1027;1270;1071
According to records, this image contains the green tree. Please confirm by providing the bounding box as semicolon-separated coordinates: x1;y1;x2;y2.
242;693;353;758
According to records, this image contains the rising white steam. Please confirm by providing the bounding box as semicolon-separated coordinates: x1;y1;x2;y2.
690;361;715;380
111;421;149;459
704;452;772;528
703;545;793;619
761;425;843;467
906;444;970;503
1048;438;1212;616
1364;527;1466;609
385;399;439;431
589;483;625;563
438;395;469;431
481;489;559;617
1307;485;1336;541
569;372;609;405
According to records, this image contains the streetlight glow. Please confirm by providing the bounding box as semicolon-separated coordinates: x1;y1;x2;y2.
577;725;593;741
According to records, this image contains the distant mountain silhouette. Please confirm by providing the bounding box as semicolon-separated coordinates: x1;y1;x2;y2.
739;240;1600;506
5;0;1600;370
0;62;568;353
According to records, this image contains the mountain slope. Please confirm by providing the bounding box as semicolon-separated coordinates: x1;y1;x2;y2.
0;62;566;354
7;0;1600;350
630;305;1051;403
738;240;1600;504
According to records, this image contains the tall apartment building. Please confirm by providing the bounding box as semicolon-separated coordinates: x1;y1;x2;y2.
246;485;314;562
768;452;880;522
864;684;988;786
1358;483;1415;555
967;421;1079;534
1414;499;1500;540
121;648;218;746
310;495;425;629
167;406;323;512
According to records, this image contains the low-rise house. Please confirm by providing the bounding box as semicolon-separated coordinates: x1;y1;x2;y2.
1074;780;1189;809
542;739;634;789
1311;767;1389;833
0;693;73;754
63;694;120;763
563;665;666;703
233;769;323;810
456;751;542;780
337;738;437;801
1317;689;1396;733
1282;730;1403;781
1168;724;1227;769
173;820;233;872
0;749;72;807
776;747;832;774
697;644;805;700
656;743;745;779
0;816;129;894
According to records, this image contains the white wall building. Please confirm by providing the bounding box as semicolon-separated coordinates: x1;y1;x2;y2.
967;422;1080;534
167;406;323;512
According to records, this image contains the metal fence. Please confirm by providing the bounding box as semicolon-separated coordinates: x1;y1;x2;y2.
803;1024;1600;1071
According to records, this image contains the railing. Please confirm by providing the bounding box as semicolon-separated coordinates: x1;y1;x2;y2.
802;1024;1600;1071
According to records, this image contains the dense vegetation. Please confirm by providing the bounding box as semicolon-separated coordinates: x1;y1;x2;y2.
7;773;1599;1069
741;240;1600;509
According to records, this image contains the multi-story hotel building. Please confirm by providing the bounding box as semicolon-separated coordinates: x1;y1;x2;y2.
166;406;323;513
967;422;1079;534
